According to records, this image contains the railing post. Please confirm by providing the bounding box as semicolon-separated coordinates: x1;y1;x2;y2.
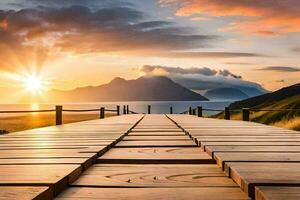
126;105;129;114
56;105;63;125
224;107;230;120
148;105;151;114
100;107;105;119
170;107;173;114
189;107;192;115
123;105;126;115
242;108;250;121
116;105;120;116
192;109;196;115
197;106;203;117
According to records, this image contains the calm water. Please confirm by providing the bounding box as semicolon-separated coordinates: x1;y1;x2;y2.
0;101;232;116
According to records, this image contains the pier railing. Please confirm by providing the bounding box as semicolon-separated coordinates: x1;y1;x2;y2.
0;105;135;125
178;106;300;122
1;104;299;125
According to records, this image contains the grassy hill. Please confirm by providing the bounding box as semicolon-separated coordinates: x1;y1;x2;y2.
214;83;300;131
229;95;300;131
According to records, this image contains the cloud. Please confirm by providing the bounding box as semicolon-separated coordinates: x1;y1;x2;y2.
140;65;217;76
0;3;224;71
159;0;300;35
259;66;300;72
164;52;265;58
224;62;254;65
139;65;265;92
9;0;133;9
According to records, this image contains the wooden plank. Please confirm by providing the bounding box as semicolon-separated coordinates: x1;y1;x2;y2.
0;149;97;159
73;164;237;187
255;186;300;200
132;129;182;132
0;186;52;200
187;131;294;136
200;141;300;147
98;147;214;164
214;152;300;168
129;132;186;136
0;158;94;169
225;162;300;198
205;146;300;156
195;137;300;142
0;165;82;195
115;140;197;147
56;187;250;200
123;135;190;141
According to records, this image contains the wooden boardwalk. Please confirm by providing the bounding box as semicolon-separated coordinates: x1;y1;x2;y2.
0;114;299;199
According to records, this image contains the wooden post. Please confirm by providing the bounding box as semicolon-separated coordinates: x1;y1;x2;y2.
56;105;63;125
123;105;126;115
148;105;151;114
170;107;173;114
189;107;192;115
197;106;203;117
192;109;196;115
242;108;250;121
116;105;120;116
126;105;129;114
224;107;230;120
100;107;105;119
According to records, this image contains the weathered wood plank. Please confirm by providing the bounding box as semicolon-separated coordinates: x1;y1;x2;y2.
56;187;250;200
0;158;94;169
205;146;300;156
225;162;300;198
131;129;181;132
0;186;52;200
200;141;300;147
123;135;190;140
72;164;236;187
0;165;82;195
255;186;300;200
214;152;300;168
0;149;98;159
98;147;214;164
129;132;186;136
115;140;197;147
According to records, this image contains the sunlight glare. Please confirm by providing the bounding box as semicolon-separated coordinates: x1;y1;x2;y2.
25;76;42;92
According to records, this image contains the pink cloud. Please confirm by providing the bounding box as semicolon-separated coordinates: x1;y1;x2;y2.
159;0;300;35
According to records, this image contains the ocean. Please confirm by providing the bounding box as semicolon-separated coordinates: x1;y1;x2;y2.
0;101;232;117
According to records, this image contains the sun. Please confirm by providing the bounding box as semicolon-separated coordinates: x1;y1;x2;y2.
23;75;45;93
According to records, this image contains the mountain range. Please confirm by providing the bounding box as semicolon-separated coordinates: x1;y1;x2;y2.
204;87;249;100
48;76;208;102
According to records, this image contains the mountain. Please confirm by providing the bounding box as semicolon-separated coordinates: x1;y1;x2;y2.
229;83;300;109
204;87;249;100
235;86;267;97
48;76;208;102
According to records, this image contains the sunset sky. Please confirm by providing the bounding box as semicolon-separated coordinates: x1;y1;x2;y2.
0;0;299;102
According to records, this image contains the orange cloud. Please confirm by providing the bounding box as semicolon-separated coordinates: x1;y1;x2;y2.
160;0;300;35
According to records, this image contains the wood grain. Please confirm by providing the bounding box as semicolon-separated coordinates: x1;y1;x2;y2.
0;186;52;200
56;187;250;200
98;147;214;164
115;140;197;147
255;186;300;200
225;162;300;198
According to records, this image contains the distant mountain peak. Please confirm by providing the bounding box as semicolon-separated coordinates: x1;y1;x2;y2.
48;76;208;102
110;77;126;84
204;87;249;101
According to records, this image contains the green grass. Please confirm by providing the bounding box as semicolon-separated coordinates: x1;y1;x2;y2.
0;113;116;133
213;95;300;131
